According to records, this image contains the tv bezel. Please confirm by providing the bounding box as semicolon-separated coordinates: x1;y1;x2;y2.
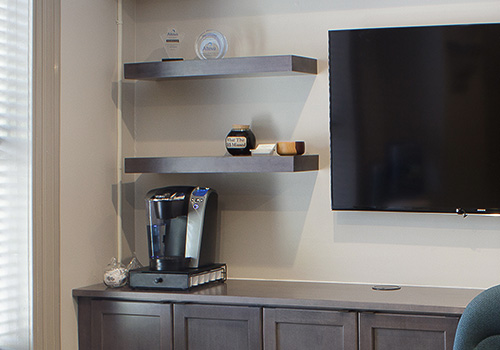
328;22;500;215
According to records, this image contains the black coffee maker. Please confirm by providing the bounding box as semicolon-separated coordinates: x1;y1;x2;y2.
147;185;217;270
129;186;227;290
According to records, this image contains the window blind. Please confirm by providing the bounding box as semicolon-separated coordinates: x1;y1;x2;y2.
0;0;32;348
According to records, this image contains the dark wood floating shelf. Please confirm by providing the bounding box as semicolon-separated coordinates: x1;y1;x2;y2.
124;55;317;80
124;155;319;173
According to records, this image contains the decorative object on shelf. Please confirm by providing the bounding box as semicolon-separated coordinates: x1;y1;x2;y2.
276;141;305;156
225;124;256;156
126;254;143;274
251;143;277;156
195;30;228;60
103;255;143;288
160;27;185;59
103;258;128;288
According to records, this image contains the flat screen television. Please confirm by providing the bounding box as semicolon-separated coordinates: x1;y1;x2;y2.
329;23;500;214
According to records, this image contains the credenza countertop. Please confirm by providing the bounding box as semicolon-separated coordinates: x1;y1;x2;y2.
73;279;484;316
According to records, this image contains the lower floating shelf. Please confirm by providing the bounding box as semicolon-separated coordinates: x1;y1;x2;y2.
124;155;319;174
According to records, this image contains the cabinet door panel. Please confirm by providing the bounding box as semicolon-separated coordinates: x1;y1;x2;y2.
264;308;358;350
174;304;262;350
359;312;459;350
91;300;172;350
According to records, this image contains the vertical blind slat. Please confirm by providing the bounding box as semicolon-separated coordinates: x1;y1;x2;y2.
0;0;31;348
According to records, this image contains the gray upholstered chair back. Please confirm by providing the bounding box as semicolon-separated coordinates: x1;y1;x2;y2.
454;285;500;349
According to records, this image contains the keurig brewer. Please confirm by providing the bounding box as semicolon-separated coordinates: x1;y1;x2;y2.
129;186;227;290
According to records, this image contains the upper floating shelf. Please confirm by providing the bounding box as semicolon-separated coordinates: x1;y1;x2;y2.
124;155;319;174
124;55;317;80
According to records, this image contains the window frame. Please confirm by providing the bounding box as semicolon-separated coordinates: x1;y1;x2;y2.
32;0;61;348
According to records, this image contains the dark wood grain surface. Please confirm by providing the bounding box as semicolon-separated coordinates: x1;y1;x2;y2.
124;155;319;173
73;279;483;316
124;55;317;80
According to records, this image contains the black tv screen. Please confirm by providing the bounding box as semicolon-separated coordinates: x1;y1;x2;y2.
329;23;500;214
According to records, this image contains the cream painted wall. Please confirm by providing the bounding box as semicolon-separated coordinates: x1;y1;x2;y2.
54;0;500;348
128;0;500;291
60;0;118;348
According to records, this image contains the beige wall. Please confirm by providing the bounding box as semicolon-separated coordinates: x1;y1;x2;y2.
58;0;500;348
130;0;500;290
60;0;118;348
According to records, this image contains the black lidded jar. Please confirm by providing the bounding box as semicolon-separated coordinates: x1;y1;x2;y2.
225;124;256;156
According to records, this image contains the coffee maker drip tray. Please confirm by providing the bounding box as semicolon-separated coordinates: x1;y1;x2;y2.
129;264;227;290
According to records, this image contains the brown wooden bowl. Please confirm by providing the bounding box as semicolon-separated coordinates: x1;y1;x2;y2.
276;141;305;156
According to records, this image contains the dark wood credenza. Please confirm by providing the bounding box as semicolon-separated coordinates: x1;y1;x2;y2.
73;279;482;350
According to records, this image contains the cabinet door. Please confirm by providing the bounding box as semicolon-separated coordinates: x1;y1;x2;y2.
173;304;262;350
359;312;459;350
264;308;358;350
90;300;173;350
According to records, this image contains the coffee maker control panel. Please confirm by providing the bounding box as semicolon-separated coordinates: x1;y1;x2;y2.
191;187;210;209
193;187;209;197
